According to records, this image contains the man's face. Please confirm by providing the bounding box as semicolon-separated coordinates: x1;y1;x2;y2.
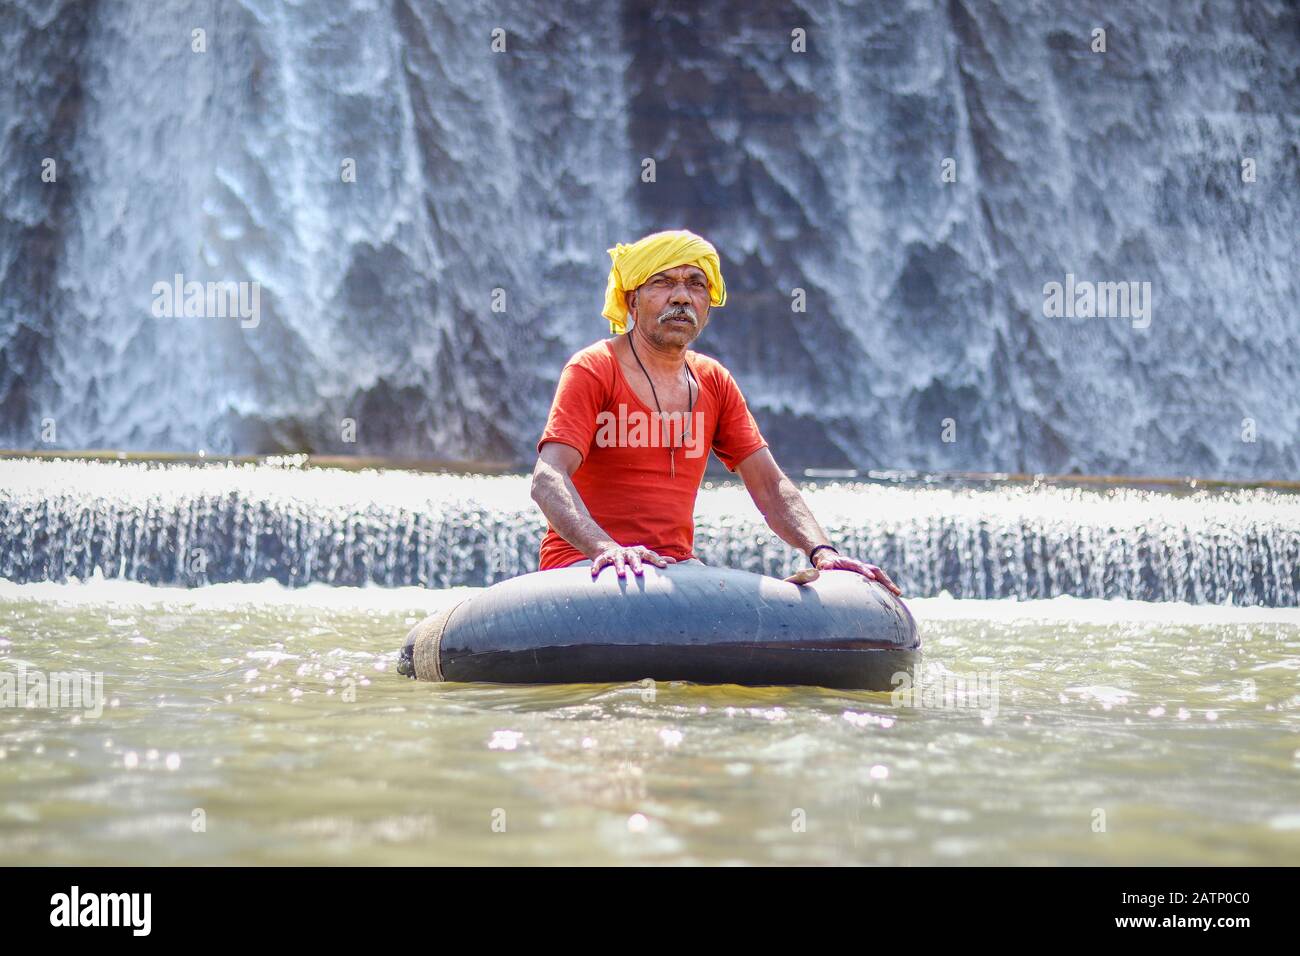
625;264;711;347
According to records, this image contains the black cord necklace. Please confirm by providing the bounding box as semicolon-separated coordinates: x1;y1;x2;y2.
628;330;697;478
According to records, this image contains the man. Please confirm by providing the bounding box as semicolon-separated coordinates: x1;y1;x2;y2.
530;228;900;594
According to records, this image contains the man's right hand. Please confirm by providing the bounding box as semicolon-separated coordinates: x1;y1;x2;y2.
590;544;676;579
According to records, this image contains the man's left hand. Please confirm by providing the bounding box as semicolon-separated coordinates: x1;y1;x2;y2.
812;551;902;596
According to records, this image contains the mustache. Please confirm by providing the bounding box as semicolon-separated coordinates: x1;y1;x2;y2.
657;305;697;324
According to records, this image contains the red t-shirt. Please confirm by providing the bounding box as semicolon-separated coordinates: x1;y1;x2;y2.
536;338;768;569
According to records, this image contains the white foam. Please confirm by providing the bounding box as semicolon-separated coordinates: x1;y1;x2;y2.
0;572;470;614
908;591;1300;625
2;575;1297;626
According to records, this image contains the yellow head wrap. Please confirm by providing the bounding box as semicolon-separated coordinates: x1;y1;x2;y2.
600;229;727;335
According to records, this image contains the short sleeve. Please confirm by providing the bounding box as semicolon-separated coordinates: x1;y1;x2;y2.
536;361;607;465
711;367;768;472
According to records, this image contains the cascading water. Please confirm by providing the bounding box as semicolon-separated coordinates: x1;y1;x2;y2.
1;1;1296;478
1;458;1296;604
1;0;636;459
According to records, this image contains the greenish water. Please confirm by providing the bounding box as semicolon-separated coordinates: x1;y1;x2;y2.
1;579;1298;865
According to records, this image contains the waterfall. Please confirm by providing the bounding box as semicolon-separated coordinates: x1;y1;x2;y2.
1;0;1297;478
1;0;638;458
2;459;1296;604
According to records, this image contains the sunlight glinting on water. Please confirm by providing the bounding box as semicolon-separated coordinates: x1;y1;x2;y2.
2;575;1298;865
2;459;1296;604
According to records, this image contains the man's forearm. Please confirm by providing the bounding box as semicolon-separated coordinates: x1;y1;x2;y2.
531;465;619;559
755;474;831;556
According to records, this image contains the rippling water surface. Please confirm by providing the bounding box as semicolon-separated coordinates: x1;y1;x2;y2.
2;578;1298;865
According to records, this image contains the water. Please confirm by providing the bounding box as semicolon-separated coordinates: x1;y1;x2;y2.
3;459;1298;604
3;577;1298;865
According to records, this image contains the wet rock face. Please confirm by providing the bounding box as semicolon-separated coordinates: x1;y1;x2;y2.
1;0;1296;479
